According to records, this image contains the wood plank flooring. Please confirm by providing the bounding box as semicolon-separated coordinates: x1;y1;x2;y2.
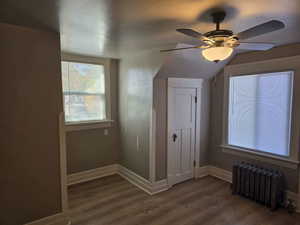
68;175;300;225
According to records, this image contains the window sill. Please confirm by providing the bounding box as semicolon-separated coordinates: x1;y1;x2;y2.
219;144;299;170
65;120;114;132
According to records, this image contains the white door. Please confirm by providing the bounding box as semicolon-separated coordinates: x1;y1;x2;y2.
168;86;197;186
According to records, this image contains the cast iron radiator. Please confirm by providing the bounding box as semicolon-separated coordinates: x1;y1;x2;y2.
232;162;284;210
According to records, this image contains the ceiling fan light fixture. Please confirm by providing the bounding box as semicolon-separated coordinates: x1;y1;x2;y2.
202;46;233;63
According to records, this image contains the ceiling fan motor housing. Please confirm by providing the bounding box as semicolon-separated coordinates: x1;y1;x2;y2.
204;29;233;38
202;10;240;48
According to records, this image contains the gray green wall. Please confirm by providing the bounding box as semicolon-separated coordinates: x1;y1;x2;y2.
209;43;300;192
0;23;63;225
119;51;163;179
66;59;120;174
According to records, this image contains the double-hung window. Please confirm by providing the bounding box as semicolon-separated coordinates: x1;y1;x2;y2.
227;71;293;157
61;58;110;127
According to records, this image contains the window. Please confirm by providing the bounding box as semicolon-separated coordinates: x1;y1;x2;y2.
61;61;107;123
227;71;293;157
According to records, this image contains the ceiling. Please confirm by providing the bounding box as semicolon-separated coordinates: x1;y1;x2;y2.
1;0;300;58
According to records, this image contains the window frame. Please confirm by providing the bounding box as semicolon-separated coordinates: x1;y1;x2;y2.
61;53;112;130
221;56;300;169
227;71;294;157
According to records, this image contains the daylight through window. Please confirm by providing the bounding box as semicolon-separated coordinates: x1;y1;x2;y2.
61;61;106;123
228;71;293;157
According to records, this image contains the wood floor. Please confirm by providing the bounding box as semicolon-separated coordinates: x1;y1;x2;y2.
68;175;300;225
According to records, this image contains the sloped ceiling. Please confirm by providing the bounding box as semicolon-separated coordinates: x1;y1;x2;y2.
0;0;300;59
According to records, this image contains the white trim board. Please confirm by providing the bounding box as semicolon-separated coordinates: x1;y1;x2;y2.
24;213;70;225
67;164;299;212
223;56;300;165
59;113;68;212
67;164;119;186
61;53;113;126
118;165;169;195
67;164;169;195
221;146;299;170
195;166;300;213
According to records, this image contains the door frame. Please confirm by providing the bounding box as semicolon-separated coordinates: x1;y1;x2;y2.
59;112;69;213
167;78;203;185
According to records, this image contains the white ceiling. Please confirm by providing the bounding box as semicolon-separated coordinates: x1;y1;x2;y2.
1;0;300;58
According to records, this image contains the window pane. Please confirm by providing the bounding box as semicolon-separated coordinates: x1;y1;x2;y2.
68;62;105;94
228;71;293;156
61;61;106;122
64;94;106;122
61;61;69;93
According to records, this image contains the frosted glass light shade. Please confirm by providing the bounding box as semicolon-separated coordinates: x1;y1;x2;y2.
202;47;233;62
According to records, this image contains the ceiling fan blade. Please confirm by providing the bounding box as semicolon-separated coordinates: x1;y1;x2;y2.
160;45;203;52
237;42;275;51
236;20;285;40
176;28;214;43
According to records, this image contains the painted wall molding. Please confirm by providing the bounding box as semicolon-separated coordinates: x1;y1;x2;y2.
117;165;169;195
24;213;70;225
151;179;169;194
194;165;210;178
195;165;300;213
67;164;119;186
67;164;169;195
67;164;299;212
117;165;153;194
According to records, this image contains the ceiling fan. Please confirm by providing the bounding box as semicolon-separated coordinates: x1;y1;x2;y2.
161;11;285;62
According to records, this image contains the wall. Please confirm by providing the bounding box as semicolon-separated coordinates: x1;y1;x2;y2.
119;51;163;179
0;23;63;225
209;43;300;192
66;59;120;174
153;78;167;180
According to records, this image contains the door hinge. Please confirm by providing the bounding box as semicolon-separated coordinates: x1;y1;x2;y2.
195;96;197;103
193;160;196;167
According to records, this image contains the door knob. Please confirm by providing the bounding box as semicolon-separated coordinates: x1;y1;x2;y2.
172;134;177;142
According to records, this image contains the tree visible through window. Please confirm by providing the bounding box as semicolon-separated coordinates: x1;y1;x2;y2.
228;71;293;157
61;61;106;122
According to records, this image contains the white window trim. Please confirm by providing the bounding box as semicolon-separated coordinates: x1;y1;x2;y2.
61;53;112;131
221;55;300;169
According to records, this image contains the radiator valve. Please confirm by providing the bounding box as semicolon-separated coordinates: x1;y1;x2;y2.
286;199;296;214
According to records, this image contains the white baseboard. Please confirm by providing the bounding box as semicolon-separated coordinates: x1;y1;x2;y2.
67;164;299;213
195;166;232;183
24;213;70;225
196;165;299;213
194;165;210;178
67;164;169;195
151;179;169;194
208;166;232;183
117;165;169;195
67;164;119;186
117;165;153;194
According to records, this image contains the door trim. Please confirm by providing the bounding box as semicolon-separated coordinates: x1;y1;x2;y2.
59;112;69;212
167;78;203;186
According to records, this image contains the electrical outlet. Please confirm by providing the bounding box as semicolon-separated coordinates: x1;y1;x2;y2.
136;136;140;151
104;129;109;136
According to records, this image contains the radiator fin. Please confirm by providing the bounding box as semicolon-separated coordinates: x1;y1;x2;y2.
232;162;284;210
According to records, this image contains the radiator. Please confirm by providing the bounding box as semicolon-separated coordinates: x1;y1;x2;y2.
232;162;284;210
